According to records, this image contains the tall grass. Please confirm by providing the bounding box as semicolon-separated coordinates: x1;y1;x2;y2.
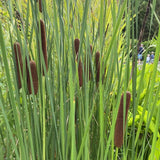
0;0;160;159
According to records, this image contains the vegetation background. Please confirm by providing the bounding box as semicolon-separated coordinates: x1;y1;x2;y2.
0;0;160;160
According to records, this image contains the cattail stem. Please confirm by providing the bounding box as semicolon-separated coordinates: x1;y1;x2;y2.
14;42;23;89
114;91;131;148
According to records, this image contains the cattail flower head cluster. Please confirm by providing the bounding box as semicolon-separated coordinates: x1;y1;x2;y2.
14;42;38;95
114;91;131;148
74;38;104;86
40;19;48;75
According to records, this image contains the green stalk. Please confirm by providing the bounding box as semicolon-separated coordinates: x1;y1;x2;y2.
150;107;160;159
0;91;20;159
42;77;46;160
68;40;76;160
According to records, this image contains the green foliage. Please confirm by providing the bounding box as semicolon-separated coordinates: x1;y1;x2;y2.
149;136;160;160
0;0;160;160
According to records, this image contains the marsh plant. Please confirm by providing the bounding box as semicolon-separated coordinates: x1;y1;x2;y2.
0;0;160;160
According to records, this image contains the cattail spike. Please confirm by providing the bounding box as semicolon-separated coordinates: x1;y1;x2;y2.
39;0;42;12
27;60;38;95
40;19;48;75
74;38;80;55
95;51;100;86
114;91;131;148
78;59;83;87
14;42;23;89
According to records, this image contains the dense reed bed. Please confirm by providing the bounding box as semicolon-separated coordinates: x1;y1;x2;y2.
0;0;160;160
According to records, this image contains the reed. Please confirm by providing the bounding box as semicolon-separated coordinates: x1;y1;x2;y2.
114;91;131;148
1;0;160;159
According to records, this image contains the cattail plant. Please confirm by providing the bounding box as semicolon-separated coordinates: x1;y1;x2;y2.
95;51;100;86
114;91;131;148
27;60;38;95
13;42;23;89
40;19;48;75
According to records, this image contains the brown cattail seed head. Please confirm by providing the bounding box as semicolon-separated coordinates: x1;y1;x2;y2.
78;59;83;87
114;91;131;148
74;38;80;55
95;51;100;86
27;60;38;95
14;42;23;89
40;19;48;74
39;0;42;12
